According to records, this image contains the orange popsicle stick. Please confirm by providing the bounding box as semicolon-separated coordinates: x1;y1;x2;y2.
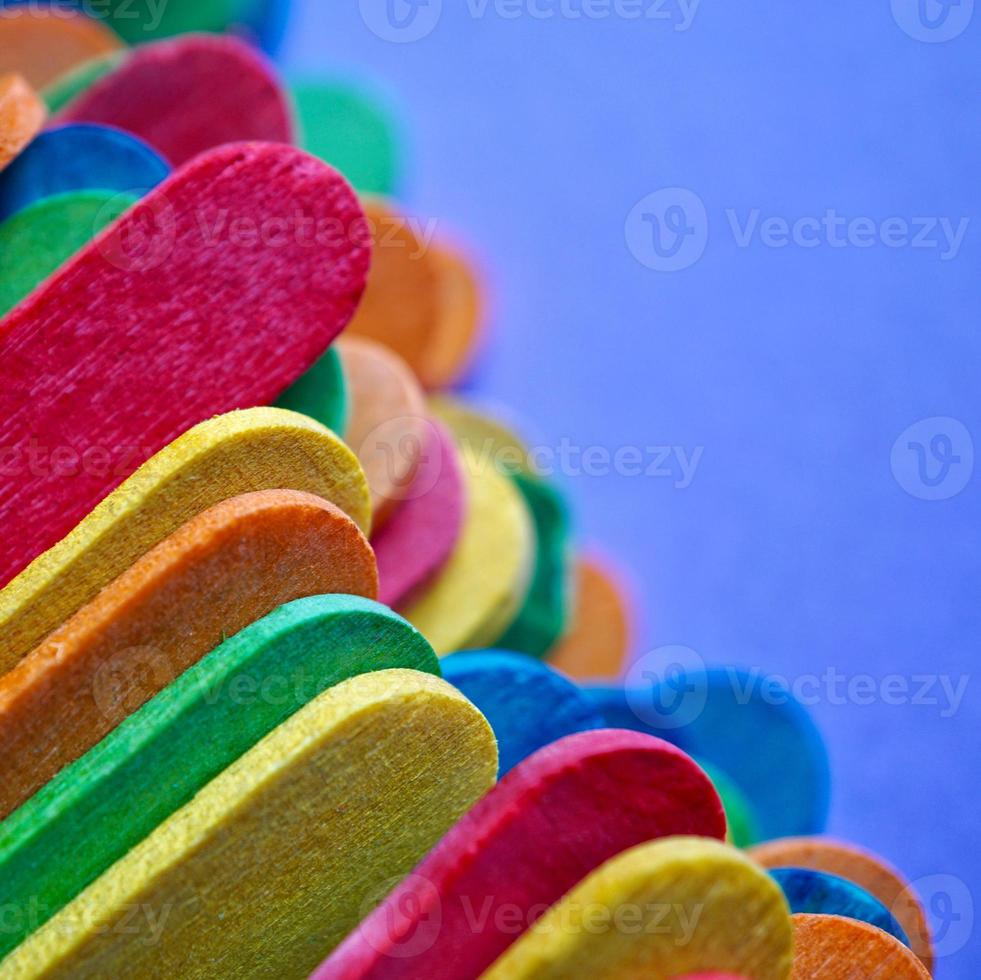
0;73;45;171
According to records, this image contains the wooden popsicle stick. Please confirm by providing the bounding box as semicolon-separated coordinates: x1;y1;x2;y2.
275;346;349;436
750;838;933;972
677;975;750;979
769;868;909;945
345;198;442;377
431;393;539;475
0;74;45;172
0;189;137;317
588;667;832;841
41;51;124;114
0;123;169;222
0;489;378;820
338;336;428;526
319;729;726;980
548;556;634;680
0;141;370;589
699;761;760;849
0;669;498;979
418;243;485;390
0;595;438;960
479;838;794;980
57;34;294;165
790;914;931;979
375;419;465;608
0;408;370;672
401;445;534;654
0;10;122;90
440;650;604;775
292;78;400;195
497;470;573;657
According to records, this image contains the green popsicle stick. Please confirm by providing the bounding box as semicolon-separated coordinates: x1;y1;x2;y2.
497;472;573;658
701;761;761;849
292;78;401;195
42;51;128;114
0;595;439;959
275;346;349;436
0;190;137;316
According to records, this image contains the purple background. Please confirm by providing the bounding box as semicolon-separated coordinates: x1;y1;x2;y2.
282;3;979;975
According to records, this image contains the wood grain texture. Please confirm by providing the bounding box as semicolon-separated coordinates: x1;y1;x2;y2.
57;34;294;165
0;669;498;980
292;78;400;195
0;190;137;317
402;446;534;655
0;142;370;589
0;10;122;90
549;556;633;680
418;243;485;389
750;837;933;971
790;914;931;979
0;408;370;672
375;420;465;608
497;471;573;657
769;868;909;945
480;838;793;980
0;75;45;172
0;489;378;820
276;346;349;436
338;336;428;526
319;729;726;980
0;595;437;960
345;197;442;377
0;123;169;222
441;650;604;774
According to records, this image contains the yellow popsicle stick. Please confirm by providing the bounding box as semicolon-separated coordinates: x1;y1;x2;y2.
431;394;539;476
1;669;498;980
480;837;794;980
0;407;371;673
402;445;534;654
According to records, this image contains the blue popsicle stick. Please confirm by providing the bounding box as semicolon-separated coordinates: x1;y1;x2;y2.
769;867;911;946
586;667;831;840
0;124;170;224
442;650;605;775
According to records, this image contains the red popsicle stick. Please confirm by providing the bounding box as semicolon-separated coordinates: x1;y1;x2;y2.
374;420;465;608
0;141;369;589
57;34;294;166
319;729;726;980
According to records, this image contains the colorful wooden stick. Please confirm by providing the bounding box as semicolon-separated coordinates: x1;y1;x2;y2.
769;868;909;945
0;189;137;316
56;35;295;165
0;123;169;221
700;761;760;849
588;667;831;840
1;670;497;979
418;243;485;389
497;471;573;657
441;650;604;774
374;420;466;608
402;446;534;654
275;346;349;435
0;141;370;589
0;9;122;90
750;837;933;971
292;78;400;195
0;408;370;671
549;556;633;679
0;595;437;959
319;729;726;979
480;838;794;980
338;336;428;526
0;74;45;172
41;51;123;114
431;394;538;475
790;914;931;979
0;489;377;820
346;198;442;378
